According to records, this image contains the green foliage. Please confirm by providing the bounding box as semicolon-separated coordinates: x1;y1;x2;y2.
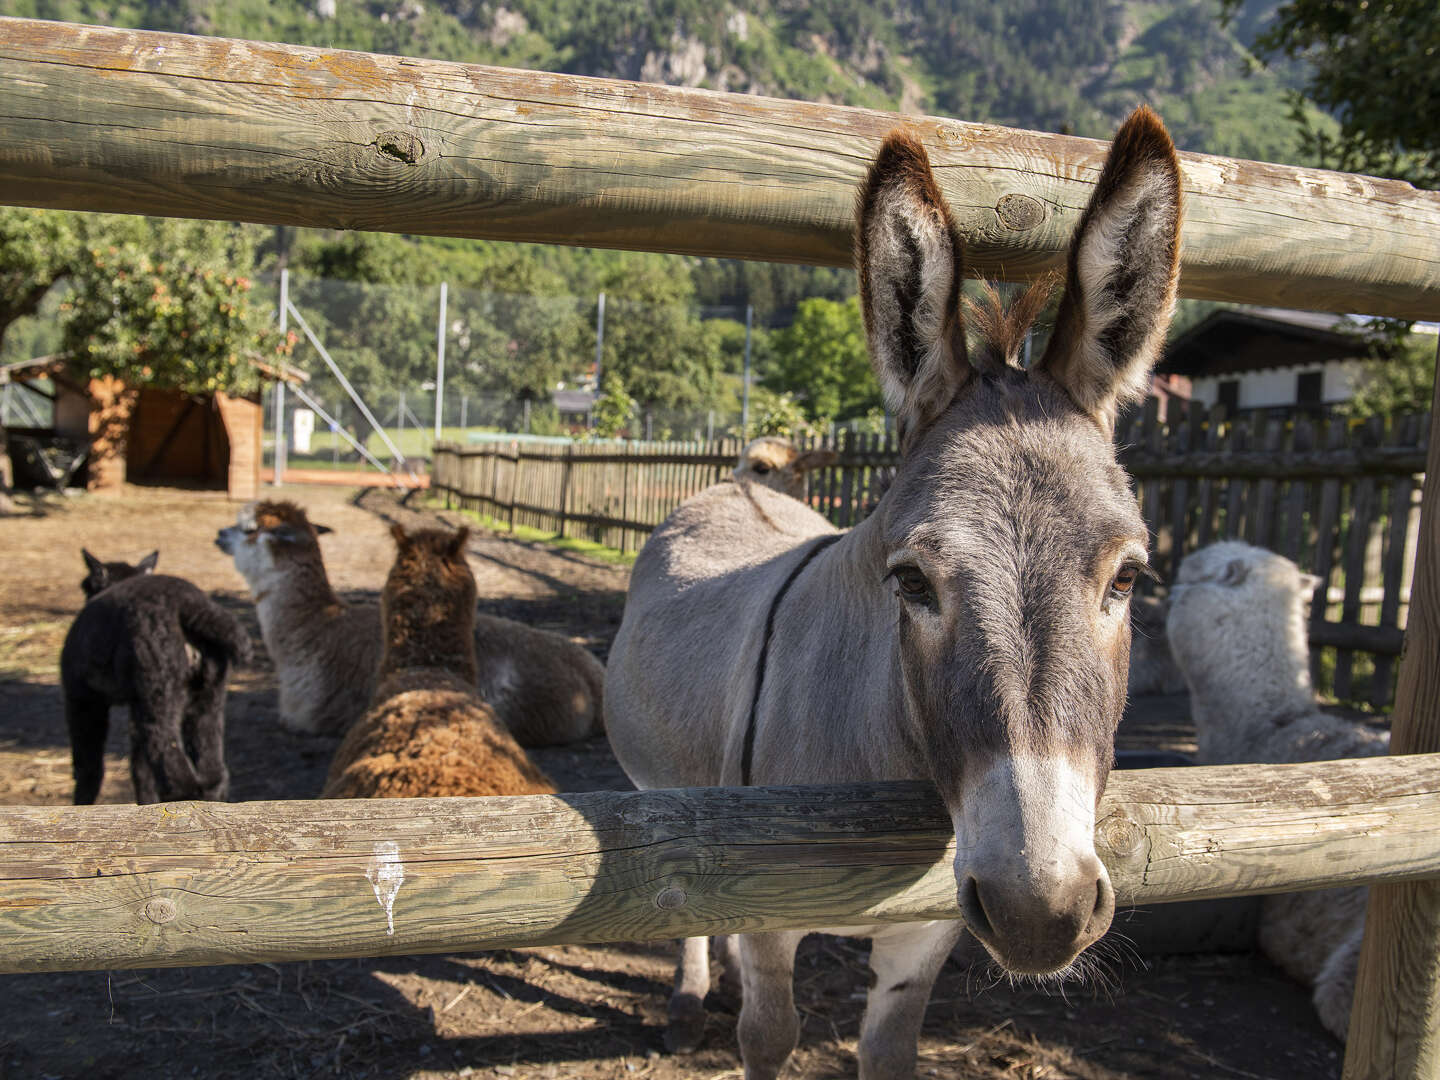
597;255;723;410
1225;0;1439;185
0;207;78;341
745;388;813;440
1342;322;1438;421
593;372;638;438
62;218;288;394
763;296;878;423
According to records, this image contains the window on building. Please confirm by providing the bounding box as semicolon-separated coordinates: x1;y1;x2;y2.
1297;370;1324;415
1217;379;1240;415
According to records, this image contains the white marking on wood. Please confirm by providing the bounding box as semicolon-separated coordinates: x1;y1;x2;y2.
365;841;405;936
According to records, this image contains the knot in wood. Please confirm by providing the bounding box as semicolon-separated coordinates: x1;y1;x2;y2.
654;886;687;910
374;130;424;165
143;897;177;924
995;193;1045;231
1096;814;1146;859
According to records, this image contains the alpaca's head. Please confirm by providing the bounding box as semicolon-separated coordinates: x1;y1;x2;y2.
80;548;157;600
215;500;334;591
380;524;477;680
1167;541;1323;689
733;437;837;500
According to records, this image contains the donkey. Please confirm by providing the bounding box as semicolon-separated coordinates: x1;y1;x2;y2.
605;106;1182;1079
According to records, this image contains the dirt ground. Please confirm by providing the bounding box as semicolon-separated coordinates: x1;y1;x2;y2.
0;485;1343;1080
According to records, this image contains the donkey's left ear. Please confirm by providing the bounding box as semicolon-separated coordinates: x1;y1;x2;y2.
1036;106;1182;429
856;130;971;451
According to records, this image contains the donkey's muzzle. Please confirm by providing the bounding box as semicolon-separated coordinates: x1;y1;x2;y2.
958;857;1115;975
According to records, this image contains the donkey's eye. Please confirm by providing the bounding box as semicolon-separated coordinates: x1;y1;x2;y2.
887;566;937;611
1110;563;1150;601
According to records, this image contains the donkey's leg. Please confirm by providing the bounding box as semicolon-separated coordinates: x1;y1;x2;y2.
666;936;712;1052
857;921;965;1080
736;930;804;1080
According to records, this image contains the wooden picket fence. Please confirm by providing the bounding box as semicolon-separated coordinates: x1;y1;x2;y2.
434;401;1427;711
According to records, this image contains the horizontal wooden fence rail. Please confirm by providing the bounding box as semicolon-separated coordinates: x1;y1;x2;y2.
2;18;1440;317
436;402;1426;708
3;757;1440;975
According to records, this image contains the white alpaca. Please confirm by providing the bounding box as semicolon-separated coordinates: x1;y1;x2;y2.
1126;594;1187;696
1167;540;1389;1042
732;437;836;500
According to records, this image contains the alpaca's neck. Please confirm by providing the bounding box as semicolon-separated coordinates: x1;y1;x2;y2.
380;604;478;685
1183;597;1316;757
251;552;347;651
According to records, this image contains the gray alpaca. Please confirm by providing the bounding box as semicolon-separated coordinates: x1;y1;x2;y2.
60;550;252;804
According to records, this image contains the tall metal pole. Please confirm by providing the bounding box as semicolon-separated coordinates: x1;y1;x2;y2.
460;394;468;432
434;281;448;440
741;303;753;436
594;291;606;386
273;268;288;485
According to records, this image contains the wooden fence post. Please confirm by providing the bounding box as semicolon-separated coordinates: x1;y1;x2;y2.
558;445;572;538
507;443;518;533
1344;341;1440;1078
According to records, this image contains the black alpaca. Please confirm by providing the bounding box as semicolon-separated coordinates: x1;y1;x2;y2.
60;551;252;804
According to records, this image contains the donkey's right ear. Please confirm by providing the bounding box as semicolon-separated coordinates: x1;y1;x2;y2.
82;548;102;573
856;130;971;451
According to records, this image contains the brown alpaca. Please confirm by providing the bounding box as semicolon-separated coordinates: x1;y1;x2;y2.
217;501;605;744
324;525;555;799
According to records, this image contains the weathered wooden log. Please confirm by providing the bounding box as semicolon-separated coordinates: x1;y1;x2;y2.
1;18;1438;318
2;756;1440;975
1346;347;1440;1080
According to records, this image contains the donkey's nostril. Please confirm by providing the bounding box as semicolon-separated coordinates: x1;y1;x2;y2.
959;876;995;943
1085;869;1117;939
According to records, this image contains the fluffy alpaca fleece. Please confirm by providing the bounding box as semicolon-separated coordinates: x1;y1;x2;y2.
216;501;605;743
60;551;251;804
1168;540;1390;1041
1126;594;1187;696
323;526;554;799
732;437;837;500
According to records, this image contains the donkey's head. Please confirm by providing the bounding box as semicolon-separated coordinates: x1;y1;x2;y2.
858;107;1181;975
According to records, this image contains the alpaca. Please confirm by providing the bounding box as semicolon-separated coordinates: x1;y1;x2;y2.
60;551;252;804
1126;594;1187;697
323;525;555;799
733;437;836;500
1167;540;1390;1041
216;500;605;743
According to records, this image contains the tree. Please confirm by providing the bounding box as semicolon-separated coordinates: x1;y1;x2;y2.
592;372;638;438
763;296;879;423
62;218;288;395
1342;321;1438;421
1226;0;1439;187
597;255;724;412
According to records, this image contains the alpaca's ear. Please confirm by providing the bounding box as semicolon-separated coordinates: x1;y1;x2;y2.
856;129;971;452
1036;106;1182;430
82;548;102;574
1301;572;1325;593
137;551;159;574
312;523;333;536
268;525;306;544
389;522;409;547
794;449;838;473
1219;559;1250;587
448;528;471;557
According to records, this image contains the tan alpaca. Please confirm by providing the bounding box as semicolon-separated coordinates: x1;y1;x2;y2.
732;437;836;500
324;525;555;799
216;501;605;743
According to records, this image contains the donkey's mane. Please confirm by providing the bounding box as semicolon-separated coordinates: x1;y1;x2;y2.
963;276;1057;370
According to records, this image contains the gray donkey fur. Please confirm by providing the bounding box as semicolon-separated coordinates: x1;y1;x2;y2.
61;550;252;804
606;107;1183;1078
